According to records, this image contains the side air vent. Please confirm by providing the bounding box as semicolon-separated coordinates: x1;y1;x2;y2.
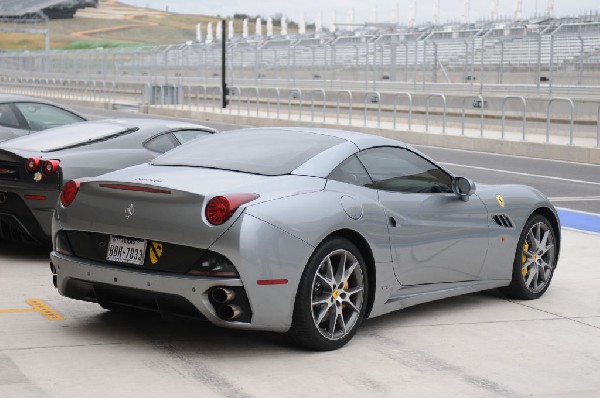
492;214;514;228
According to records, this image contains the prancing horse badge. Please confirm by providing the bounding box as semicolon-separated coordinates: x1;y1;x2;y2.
496;194;505;208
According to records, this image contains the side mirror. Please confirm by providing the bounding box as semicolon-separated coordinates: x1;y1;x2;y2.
452;177;476;201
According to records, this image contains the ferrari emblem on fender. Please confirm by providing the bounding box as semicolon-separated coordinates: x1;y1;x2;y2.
33;172;43;183
125;203;135;219
496;194;505;208
149;242;163;265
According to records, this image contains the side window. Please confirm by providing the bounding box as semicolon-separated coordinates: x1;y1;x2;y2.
357;147;453;193
327;155;373;187
0;104;20;128
173;129;212;145
15;103;84;131
144;133;178;154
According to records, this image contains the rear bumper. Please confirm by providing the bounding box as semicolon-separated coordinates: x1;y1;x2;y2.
0;191;53;244
51;251;288;332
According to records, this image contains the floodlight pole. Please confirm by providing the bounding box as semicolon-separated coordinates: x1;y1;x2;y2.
221;19;228;109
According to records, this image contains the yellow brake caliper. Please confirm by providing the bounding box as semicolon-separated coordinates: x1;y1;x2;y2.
342;280;349;309
522;242;529;277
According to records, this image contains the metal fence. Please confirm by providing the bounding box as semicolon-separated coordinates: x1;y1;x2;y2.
1;22;600;98
2;76;598;147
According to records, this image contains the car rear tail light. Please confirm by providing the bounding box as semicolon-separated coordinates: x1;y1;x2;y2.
205;194;259;225
42;160;60;176
25;157;41;173
60;180;80;207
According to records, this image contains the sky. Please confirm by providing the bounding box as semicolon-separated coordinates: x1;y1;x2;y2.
119;0;599;24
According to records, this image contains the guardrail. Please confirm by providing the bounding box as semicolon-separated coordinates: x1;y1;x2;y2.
425;94;447;133
501;96;527;140
2;77;600;148
546;97;574;145
462;95;484;137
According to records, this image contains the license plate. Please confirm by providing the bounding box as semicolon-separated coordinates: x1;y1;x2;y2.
106;236;146;265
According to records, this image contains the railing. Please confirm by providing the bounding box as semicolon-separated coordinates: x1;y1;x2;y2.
425;94;447;133
461;95;485;137
546;97;575;145
2;77;599;148
501;96;527;140
393;92;412;130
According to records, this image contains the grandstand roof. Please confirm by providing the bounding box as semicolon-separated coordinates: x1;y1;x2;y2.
0;0;75;17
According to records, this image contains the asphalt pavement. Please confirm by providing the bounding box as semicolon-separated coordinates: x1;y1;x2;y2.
1;229;599;397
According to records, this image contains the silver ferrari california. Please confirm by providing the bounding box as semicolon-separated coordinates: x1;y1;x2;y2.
0;118;215;244
50;128;560;350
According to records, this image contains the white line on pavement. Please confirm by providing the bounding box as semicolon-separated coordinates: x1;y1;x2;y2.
440;162;600;186
550;197;600;202
418;145;600;167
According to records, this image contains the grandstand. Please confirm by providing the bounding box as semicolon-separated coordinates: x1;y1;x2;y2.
0;0;97;21
0;7;599;93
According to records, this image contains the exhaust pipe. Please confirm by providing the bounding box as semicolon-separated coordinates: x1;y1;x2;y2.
218;304;242;320
0;192;7;204
211;287;235;304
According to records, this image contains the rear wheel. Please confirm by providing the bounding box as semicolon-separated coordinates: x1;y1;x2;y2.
288;238;368;351
501;215;557;300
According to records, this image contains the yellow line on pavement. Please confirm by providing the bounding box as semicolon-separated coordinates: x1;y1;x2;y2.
0;299;64;321
26;299;64;321
0;308;36;314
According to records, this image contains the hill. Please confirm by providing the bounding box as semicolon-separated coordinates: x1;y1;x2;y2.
0;0;229;50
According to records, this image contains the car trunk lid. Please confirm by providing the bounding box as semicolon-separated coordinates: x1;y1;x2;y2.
59;165;325;250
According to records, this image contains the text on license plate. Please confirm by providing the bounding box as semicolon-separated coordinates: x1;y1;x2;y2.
106;236;146;265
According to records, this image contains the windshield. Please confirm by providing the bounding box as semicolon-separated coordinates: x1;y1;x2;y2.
152;129;345;175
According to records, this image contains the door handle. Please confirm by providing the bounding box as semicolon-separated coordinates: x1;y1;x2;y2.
389;217;397;228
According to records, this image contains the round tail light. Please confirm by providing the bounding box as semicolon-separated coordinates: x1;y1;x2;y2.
205;194;259;225
60;180;80;207
25;157;41;173
43;160;60;176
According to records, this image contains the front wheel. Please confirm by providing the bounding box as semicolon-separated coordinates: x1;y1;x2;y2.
501;215;558;300
288;238;368;351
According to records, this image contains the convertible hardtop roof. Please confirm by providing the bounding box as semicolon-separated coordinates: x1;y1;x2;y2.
263;127;410;149
152;127;413;176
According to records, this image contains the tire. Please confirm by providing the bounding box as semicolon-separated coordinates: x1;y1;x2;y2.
501;214;558;300
287;238;369;351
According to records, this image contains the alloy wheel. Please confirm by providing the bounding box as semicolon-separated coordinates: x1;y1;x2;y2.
311;249;364;340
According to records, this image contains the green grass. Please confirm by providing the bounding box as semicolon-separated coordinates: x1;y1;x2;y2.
63;40;143;50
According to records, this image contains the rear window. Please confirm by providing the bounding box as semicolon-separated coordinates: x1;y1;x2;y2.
152;129;345;175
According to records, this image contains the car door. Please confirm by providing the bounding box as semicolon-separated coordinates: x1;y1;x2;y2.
356;146;490;285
